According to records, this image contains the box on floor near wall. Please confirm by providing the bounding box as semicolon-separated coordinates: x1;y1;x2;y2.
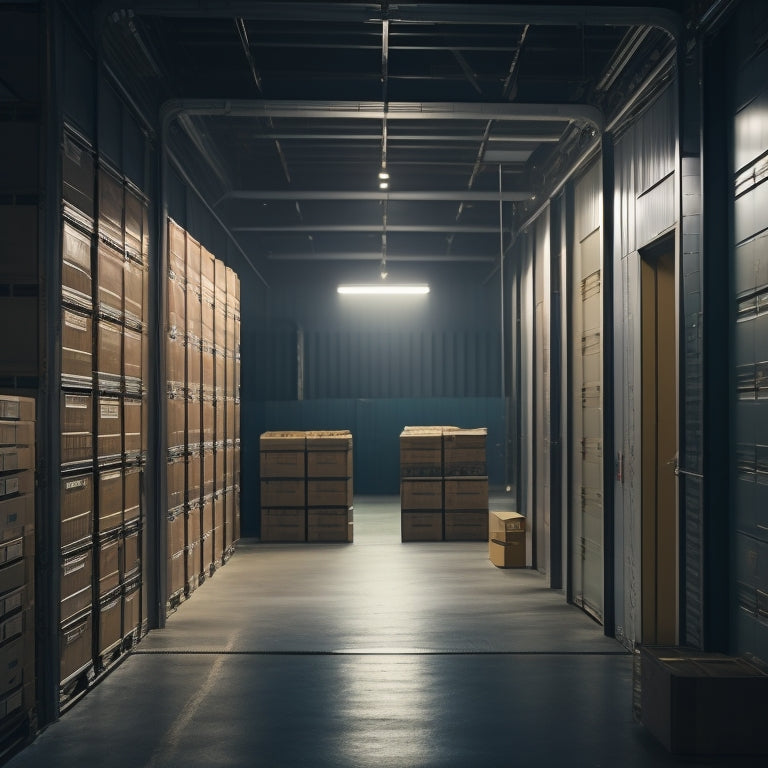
640;646;768;755
444;511;488;541
401;511;443;542
260;449;305;478
261;508;306;542
489;537;526;568
307;507;352;543
489;510;526;542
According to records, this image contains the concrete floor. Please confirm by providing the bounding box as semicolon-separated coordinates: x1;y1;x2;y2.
8;497;766;767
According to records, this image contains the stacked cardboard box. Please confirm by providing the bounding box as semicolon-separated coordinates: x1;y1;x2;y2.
59;137;151;698
488;510;526;568
400;427;489;541
165;221;241;610
260;430;353;543
0;396;35;736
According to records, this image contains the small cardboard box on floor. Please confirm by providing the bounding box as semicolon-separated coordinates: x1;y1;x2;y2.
488;510;526;568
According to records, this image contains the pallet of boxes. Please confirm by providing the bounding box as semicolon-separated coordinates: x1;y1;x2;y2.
0;395;36;748
260;430;353;543
400;426;489;541
488;510;526;568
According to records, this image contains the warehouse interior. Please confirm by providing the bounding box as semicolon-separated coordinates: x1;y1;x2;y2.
1;0;768;764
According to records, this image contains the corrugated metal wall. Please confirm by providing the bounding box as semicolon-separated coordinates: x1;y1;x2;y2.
571;160;604;621
612;84;679;648
729;0;768;665
533;211;551;576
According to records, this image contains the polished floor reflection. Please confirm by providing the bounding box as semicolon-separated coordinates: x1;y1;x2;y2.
8;498;765;768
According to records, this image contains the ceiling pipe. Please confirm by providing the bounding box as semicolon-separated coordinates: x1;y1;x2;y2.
232;224;502;233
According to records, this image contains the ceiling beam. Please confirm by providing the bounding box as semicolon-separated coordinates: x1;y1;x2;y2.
232;224;502;233
244;133;560;143
163;99;603;131
219;190;531;202
100;3;681;39
266;252;496;262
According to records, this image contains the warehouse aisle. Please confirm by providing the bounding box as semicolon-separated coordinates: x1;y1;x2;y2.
8;499;765;768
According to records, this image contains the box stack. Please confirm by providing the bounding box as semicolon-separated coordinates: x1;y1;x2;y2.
488;511;526;568
400;427;489;541
165;220;241;610
0;396;35;741
260;430;353;543
59;134;151;701
260;432;307;542
443;429;489;541
400;427;444;541
307;431;354;542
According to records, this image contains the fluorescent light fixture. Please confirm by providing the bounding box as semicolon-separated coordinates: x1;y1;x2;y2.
338;284;429;295
378;170;390;180
379;181;389;190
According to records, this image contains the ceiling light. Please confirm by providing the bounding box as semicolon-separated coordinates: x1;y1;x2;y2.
378;170;390;180
379;181;389;190
337;284;429;295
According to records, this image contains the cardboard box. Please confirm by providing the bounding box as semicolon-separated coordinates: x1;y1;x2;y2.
401;511;443;542
59;609;92;684
97;239;123;321
306;450;352;478
202;398;215;445
260;450;305;479
444;511;489;541
202;449;215;497
123;579;141;638
61;392;92;465
186;452;202;503
443;446;487;477
61;308;93;387
261;508;306;542
202;529;214;571
167;549;185;598
201;496;214;535
307;479;353;508
261;479;305;508
123;326;143;392
60;547;93;623
98;590;122;655
0;494;33;541
122;525;140;580
167;395;185;452
260;431;306;451
124;186;144;259
61;220;92;309
400;446;442;478
641;646;768;754
167;456;185;512
62;130;94;219
167;508;185;557
489;537;526;568
185;540;200;592
444;478;489;511
61;472;93;550
96;317;122;391
98;533;121;597
97;395;122;462
307;508;351;542
167;273;186;338
124;466;142;524
98;167;123;250
306;430;352;450
0;470;33;500
123;257;144;329
0;447;32;473
186;395;201;450
0;396;35;424
123;396;142;459
168;221;186;280
186;234;201;290
489;510;526;541
400;479;442;511
186;505;201;548
0;422;35;448
98;467;123;533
